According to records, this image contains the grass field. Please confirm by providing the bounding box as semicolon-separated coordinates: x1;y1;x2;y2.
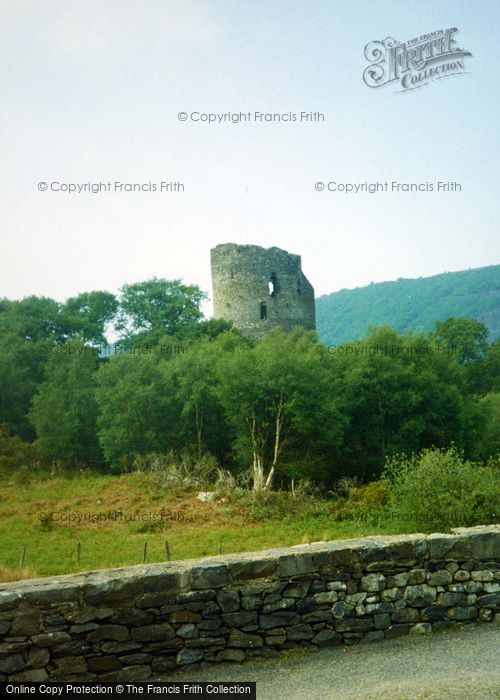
0;471;405;580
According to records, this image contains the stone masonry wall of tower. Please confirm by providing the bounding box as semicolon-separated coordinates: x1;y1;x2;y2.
211;243;316;340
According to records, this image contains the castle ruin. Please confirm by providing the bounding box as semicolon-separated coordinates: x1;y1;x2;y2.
211;243;315;340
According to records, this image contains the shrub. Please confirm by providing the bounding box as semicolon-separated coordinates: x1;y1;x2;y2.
0;424;41;476
132;451;220;491
382;446;499;531
225;486;329;523
328;481;388;524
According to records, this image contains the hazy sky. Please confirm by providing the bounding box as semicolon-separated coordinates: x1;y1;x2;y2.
1;0;499;316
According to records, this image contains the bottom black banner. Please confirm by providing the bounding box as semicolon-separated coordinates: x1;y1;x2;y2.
1;683;257;699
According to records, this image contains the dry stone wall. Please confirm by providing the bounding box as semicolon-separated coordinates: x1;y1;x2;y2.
0;526;498;682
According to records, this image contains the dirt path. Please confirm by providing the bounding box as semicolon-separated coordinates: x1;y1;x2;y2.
168;622;500;699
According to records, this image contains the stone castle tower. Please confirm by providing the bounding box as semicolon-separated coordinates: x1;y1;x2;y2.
211;243;315;340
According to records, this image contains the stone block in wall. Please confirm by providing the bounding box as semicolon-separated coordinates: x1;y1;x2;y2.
286;623;314;640
420;604;447;622
336;618;374;632
437;592;467;607
228;629;263;648
326;541;369;568
452;526;500;561
407;569;426;585
142;566;190;594
374;613;391;629
477;593;500;608
100;641;142;654
8;668;49;682
85;577;142;605
331;601;353;619
32;631;71;647
66;607;113;624
11;611;41;636
312;629;342;646
54;656;88;674
175;620;198;639
151;657;176;672
428;533;472;561
0;641;29;654
446;606;479;620
261;597;296;613
0;654;25;674
358;534;427;564
278;553;315;577
427;570;453;586
391;608;419;623
24;583;81;606
215;649;245;662
228;557;278;581
385;624;410;639
222;611;258;627
177;590;217;603
110;608;154;627
87;625;129;642
197;602;220;619
260;611;300;629
191;563;229;589
52;640;93;657
0;592;21;611
265;633;287;646
25;647;49;669
471;570;494;582
87;656;123;672
118;653;153;666
283;581;311;598
237;579;280;596
361;574;386;592
129;623;175;642
216;590;240;613
302;610;331;623
404;585;437;607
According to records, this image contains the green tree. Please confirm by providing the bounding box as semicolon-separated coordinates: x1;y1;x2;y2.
0;332;48;439
116;279;206;345
30;339;102;465
468;338;500;395
0;297;64;439
59;291;118;344
474;393;500;460
216;329;344;491
0;296;62;342
168;332;243;459
433;317;489;363
95;352;182;468
0;293;118;440
326;326;473;479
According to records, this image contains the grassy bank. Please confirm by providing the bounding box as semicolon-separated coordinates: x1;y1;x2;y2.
3;445;496;581
0;471;399;580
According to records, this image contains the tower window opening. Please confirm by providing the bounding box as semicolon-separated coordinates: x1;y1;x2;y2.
260;302;267;320
268;272;278;296
297;277;302;298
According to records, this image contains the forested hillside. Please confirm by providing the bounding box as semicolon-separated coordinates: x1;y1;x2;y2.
316;265;500;345
1;277;499;490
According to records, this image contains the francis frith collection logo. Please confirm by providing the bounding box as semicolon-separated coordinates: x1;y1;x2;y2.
363;28;472;92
